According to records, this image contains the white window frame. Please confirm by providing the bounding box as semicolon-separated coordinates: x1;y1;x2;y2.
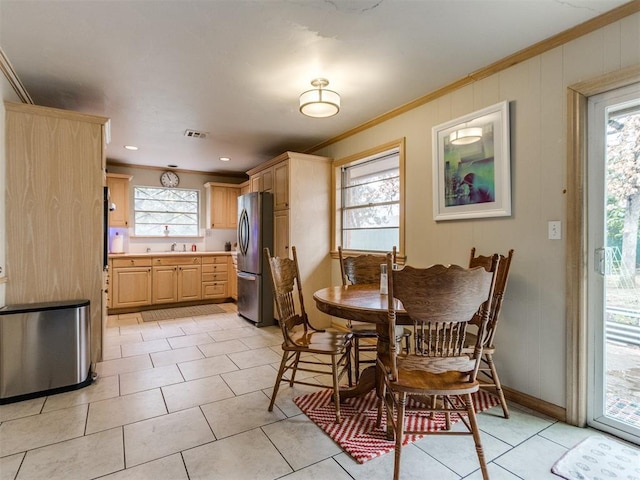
332;138;405;258
133;186;200;237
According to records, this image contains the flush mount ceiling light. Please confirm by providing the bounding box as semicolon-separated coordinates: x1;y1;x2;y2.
124;145;138;150
219;157;230;162
449;127;483;145
299;78;340;118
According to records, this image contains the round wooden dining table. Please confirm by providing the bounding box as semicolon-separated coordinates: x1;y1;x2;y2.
313;283;409;399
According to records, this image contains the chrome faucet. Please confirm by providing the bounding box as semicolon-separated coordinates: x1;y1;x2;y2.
170;243;177;252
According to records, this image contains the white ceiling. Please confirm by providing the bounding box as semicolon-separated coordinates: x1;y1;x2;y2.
0;0;630;175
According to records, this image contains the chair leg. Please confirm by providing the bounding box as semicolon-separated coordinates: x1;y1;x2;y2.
354;337;361;382
393;391;407;480
465;393;489;480
485;353;509;419
346;344;353;387
331;354;342;423
289;351;301;386
269;351;288;412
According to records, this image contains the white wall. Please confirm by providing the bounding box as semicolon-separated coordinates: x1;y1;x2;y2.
315;13;640;409
106;164;243;253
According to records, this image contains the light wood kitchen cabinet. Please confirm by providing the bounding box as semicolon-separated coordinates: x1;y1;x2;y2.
202;255;228;299
247;151;332;326
152;265;177;304
111;258;153;308
5;102;109;364
228;254;238;301
152;256;202;303
240;180;251;195
274;210;290;259
273;160;289;211
250;167;273;193
205;183;240;229
178;264;202;301
106;173;132;227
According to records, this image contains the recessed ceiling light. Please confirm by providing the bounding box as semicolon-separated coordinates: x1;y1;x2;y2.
124;145;138;150
219;157;230;162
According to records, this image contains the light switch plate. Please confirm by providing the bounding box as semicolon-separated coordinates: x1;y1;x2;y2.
548;221;562;240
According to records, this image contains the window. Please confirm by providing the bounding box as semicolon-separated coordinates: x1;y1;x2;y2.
133;186;199;236
334;140;404;254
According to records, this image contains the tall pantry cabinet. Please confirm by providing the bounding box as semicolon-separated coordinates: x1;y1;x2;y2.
5;102;109;365
247;152;332;328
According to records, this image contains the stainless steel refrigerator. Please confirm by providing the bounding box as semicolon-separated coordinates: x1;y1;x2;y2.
237;192;274;326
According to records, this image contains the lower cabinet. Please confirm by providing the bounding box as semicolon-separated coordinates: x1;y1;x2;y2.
178;264;202;301
152;266;178;304
111;258;153;308
228;255;238;301
202;255;228;299
153;257;202;303
109;254;232;310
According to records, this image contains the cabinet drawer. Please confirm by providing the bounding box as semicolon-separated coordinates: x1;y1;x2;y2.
153;256;201;266
202;263;228;273
112;257;152;268
202;282;228;298
202;255;228;265
202;271;228;283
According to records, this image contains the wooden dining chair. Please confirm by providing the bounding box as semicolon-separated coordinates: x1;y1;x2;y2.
264;246;353;423
377;254;499;480
464;247;515;418
338;246;411;381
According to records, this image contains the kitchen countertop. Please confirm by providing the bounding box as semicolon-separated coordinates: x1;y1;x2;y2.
108;251;237;258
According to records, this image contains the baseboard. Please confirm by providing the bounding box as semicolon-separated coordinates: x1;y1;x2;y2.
501;386;566;422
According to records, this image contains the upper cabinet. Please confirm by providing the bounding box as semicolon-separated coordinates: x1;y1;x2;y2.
240;180;251;195
205;182;241;229
250;159;288;211
106;173;132;227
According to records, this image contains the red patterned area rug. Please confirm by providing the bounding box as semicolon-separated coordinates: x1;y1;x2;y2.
294;389;500;464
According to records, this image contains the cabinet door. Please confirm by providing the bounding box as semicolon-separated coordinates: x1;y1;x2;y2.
262;168;274;192
273;160;289;210
209;187;227;228
112;267;152;308
178;264;202;301
250;175;262;193
107;175;131;227
228;256;238;300
227;187;240;229
152;266;177;304
274;210;290;259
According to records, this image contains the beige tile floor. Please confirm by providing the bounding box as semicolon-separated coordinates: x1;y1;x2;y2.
0;303;616;479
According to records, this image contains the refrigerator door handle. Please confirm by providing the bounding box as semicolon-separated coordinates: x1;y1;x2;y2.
238;208;250;256
237;271;257;281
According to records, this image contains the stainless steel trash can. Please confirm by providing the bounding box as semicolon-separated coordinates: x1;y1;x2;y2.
0;299;92;404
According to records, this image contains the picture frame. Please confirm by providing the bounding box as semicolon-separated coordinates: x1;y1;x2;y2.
432;100;511;221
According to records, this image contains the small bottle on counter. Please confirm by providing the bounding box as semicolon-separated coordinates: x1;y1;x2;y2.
224;241;231;252
191;244;197;252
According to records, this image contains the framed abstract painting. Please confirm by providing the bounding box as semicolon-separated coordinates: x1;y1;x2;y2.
432;100;511;221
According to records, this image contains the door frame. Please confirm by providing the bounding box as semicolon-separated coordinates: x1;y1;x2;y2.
565;64;640;426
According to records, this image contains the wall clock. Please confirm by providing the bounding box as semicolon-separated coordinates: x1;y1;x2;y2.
160;171;179;187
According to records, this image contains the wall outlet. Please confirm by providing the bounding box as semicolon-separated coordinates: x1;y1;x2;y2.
548;221;562;240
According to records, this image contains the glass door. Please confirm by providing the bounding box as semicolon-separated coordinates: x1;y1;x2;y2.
587;82;640;443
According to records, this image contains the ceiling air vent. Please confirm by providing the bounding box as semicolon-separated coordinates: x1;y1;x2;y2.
184;129;208;139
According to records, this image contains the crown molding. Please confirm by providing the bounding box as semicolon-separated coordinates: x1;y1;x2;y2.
0;47;33;104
